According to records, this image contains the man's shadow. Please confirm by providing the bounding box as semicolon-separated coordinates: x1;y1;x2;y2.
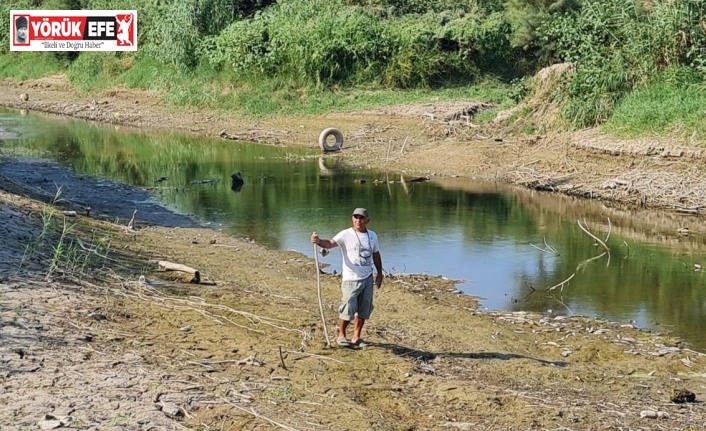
368;342;569;367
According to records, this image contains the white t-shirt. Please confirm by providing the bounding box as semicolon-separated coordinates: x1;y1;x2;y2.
332;227;379;281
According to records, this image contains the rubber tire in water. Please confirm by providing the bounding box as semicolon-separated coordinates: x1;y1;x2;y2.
319;127;344;152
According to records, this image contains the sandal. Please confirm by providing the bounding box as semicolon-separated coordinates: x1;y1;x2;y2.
336;337;350;347
352;339;368;348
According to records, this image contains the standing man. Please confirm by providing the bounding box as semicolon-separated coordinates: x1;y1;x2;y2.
311;208;383;348
15;16;29;45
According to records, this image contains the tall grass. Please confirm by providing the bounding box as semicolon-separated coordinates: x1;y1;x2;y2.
66;52;134;92
603;67;706;142
0;53;64;80
16;187;108;278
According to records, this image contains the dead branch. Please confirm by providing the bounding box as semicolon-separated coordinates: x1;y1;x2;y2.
547;273;575;292
577;219;610;252
530;237;559;255
576;252;608;272
126;209;137;230
278;346;287;370
547;290;575;315
157;260;201;284
401;137;409;155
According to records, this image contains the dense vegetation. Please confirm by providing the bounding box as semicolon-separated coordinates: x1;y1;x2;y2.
1;0;705;140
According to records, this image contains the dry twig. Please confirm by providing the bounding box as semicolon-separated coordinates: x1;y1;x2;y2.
220;398;301;431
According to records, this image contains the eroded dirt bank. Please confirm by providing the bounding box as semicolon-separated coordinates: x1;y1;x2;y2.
1;76;706;431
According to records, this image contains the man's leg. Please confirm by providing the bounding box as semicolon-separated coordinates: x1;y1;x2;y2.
338;280;358;342
351;316;365;344
352;276;374;344
338;318;350;339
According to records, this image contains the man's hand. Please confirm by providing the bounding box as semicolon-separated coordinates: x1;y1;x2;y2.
311;232;319;245
375;273;384;289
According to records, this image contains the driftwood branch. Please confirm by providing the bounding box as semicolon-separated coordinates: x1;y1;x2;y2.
75;275;304;336
547;273;575;292
127;209;137;230
576;252;608;272
547;290;575;315
530;237;559;255
577;219;610;252
157;260;201;284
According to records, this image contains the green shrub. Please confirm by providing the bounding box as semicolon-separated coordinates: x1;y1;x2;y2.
207;0;390;86
343;0;477;16
445;10;524;79
383;13;463;88
205;18;273;77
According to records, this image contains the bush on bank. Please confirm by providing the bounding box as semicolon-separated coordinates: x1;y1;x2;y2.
0;0;704;141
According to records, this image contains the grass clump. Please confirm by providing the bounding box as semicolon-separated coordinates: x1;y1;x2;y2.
17;188;111;279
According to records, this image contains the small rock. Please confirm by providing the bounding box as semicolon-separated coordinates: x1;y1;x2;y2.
640;410;669;419
159;401;184;418
38;419;62;430
179;326;192;332
89;311;107;321
671;388;696;403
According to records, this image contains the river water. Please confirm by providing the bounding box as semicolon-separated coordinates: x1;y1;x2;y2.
2;109;706;350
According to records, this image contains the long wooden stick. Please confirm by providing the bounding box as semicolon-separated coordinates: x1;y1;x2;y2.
313;234;331;348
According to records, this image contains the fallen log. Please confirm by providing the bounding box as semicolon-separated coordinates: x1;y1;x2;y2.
157;260;201;284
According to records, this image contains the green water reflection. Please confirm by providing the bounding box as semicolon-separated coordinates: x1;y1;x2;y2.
1;110;706;351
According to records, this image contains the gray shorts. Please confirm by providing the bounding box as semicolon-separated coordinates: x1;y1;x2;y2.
338;275;374;321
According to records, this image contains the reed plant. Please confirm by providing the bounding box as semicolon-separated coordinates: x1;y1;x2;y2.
16;187;110;278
